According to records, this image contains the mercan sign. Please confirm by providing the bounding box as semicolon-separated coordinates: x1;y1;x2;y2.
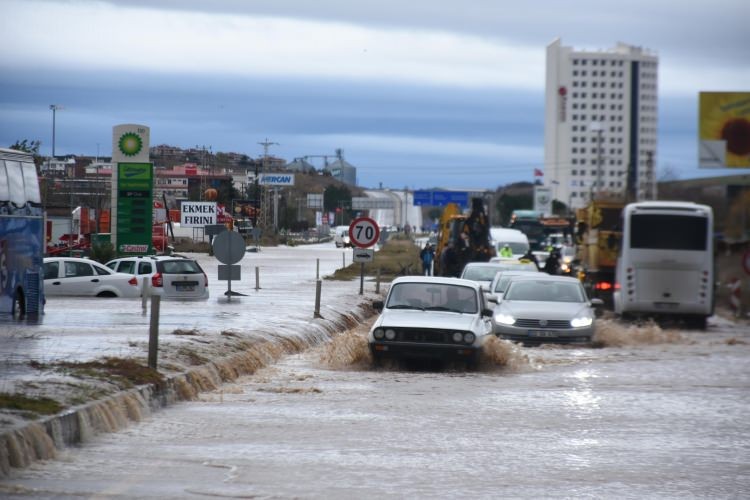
259;174;295;186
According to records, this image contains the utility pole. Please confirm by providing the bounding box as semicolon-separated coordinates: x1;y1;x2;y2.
50;104;63;158
257;139;279;232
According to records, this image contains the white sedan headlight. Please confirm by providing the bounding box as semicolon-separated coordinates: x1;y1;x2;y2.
385;328;396;340
495;313;516;325
570;316;593;328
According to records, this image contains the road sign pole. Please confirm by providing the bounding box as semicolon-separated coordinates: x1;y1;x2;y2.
360;262;365;295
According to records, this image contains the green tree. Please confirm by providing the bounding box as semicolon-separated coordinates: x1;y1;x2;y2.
324;184;353;226
9;139;41;154
496;192;533;226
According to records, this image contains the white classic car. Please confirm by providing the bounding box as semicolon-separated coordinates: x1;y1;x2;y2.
369;276;494;368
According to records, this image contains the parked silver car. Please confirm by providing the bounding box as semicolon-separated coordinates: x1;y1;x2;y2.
492;274;602;344
369;276;493;367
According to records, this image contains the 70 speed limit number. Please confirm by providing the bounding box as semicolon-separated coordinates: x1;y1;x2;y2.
348;217;380;248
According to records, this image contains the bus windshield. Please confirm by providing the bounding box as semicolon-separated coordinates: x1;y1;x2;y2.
630;214;708;251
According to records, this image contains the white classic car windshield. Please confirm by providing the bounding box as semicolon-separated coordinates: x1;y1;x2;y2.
386;283;478;314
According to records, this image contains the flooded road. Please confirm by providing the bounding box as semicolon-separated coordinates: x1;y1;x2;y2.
3;317;749;499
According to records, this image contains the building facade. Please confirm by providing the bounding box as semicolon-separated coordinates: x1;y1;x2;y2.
544;39;658;209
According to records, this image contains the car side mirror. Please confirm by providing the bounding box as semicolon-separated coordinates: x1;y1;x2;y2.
590;298;604;307
373;300;384;312
487;296;498;304
482;308;494;317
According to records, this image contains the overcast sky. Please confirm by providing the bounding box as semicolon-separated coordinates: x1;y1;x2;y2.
1;0;747;190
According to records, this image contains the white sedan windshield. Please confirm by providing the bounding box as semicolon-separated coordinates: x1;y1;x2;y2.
387;283;478;314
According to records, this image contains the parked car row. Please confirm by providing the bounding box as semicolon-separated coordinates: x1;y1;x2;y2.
43;255;209;300
368;262;603;367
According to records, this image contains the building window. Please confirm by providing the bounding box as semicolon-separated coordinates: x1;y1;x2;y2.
572;159;578;165
572;169;578;175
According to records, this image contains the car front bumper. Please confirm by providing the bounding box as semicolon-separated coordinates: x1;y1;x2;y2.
494;325;593;344
369;341;481;361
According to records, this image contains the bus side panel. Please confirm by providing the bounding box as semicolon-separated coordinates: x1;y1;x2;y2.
0;215;45;315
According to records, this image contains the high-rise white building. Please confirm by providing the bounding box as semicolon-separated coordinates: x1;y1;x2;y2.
544;39;658;209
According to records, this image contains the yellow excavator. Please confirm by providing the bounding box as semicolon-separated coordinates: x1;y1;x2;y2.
433;198;494;277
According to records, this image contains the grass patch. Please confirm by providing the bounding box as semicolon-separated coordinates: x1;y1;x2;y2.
56;357;166;389
0;393;64;417
326;239;422;282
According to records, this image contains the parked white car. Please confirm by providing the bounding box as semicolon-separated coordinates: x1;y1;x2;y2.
43;257;140;298
105;255;209;300
369;276;494;368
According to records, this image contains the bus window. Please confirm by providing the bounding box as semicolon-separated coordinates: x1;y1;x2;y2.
22;161;41;205
630;214;707;251
5;160;26;207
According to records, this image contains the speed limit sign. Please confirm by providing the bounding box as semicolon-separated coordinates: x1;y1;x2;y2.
349;217;380;248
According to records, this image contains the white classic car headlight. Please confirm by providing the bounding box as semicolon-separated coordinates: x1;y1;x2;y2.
463;332;475;344
385;328;397;340
570;316;593;328
373;328;384;339
495;313;516;325
452;332;463;343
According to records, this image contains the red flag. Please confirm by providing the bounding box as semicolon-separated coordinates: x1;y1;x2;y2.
534;168;544;177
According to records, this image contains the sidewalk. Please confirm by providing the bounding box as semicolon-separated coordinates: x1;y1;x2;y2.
1;244;383;476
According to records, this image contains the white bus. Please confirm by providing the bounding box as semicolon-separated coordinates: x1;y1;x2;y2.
613;201;714;329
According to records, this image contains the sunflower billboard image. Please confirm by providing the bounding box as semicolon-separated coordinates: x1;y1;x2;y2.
699;92;750;168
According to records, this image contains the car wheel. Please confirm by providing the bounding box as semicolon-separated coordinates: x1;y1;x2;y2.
11;289;26;318
96;291;118;297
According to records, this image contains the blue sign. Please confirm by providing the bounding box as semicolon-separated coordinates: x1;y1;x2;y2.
413;190;433;206
414;190;468;208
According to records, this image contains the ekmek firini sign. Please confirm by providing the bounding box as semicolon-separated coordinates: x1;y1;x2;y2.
181;202;217;227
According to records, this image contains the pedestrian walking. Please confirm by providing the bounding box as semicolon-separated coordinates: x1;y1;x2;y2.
420;243;435;276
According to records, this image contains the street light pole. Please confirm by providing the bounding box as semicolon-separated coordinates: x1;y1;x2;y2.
50;104;62;157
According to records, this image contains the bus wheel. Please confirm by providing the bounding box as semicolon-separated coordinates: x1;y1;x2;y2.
686;315;707;330
12;289;26;318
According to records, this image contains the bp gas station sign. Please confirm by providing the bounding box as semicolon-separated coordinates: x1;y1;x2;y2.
111;124;153;255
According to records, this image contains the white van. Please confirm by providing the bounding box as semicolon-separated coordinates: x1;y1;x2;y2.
334;225;352;248
489;227;530;259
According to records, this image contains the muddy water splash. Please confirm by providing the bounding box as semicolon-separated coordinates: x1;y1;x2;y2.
593;318;683;347
320;325;373;370
0;423;56;475
320;325;534;372
479;336;534;372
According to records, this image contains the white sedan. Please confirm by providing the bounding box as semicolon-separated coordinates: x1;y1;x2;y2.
369;276;494;368
43;257;141;298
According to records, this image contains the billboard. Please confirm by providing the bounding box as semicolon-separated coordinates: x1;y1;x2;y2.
259;173;295;186
699;92;750;168
116;162;153;254
112;124;150;163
